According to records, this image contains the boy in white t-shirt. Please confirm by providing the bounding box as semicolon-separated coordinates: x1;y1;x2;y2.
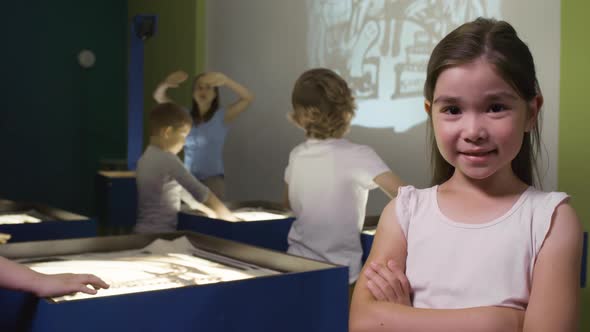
284;68;404;285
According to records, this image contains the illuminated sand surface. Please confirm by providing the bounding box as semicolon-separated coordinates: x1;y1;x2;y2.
0;214;42;225
24;237;278;302
232;208;290;222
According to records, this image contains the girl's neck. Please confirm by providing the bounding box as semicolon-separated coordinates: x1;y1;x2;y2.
196;101;211;115
436;167;531;225
442;166;529;197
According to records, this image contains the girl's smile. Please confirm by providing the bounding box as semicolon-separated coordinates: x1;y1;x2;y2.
458;149;498;164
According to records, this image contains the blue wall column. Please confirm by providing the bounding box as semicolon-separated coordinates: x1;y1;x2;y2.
128;15;157;170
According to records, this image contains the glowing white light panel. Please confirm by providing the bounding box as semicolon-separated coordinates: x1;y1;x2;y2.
24;238;279;302
232;208;290;222
0;214;42;225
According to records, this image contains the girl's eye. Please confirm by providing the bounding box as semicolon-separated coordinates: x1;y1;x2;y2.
489;104;507;113
443;106;461;115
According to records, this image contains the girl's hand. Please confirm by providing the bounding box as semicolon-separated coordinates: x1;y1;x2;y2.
34;273;110;298
164;70;189;87
200;72;228;87
364;259;412;306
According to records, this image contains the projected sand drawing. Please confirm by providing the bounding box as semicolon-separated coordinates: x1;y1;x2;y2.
307;0;501;131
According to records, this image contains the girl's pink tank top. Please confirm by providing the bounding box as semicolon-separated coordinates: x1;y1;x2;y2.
396;185;568;309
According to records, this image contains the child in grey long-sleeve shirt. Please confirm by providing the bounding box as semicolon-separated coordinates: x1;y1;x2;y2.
134;102;235;234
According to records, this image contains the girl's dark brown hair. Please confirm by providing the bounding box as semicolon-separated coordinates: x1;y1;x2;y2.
190;73;220;124
424;17;542;186
291;68;356;139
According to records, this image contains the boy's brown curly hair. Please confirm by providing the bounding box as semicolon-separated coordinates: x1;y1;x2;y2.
290;68;355;139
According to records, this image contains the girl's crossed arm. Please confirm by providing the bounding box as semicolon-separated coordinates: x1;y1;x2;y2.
349;200;524;332
522;201;582;332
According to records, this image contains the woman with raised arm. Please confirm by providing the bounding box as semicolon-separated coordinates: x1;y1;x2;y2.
154;70;254;199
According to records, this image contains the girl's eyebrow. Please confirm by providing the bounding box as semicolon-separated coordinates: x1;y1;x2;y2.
483;91;519;101
433;95;461;105
433;91;519;105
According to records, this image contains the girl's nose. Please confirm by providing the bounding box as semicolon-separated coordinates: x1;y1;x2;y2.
462;114;488;143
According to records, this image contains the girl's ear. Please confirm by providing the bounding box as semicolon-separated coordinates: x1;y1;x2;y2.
424;100;432;116
525;94;543;132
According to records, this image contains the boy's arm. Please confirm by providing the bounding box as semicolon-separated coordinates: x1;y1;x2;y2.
522;202;582;332
373;171;404;199
350;200;524;332
169;157;236;221
283;183;290;210
202;193;238;222
0;257;109;297
180;188;217;218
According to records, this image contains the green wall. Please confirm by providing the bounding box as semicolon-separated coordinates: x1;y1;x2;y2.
0;1;127;215
127;0;206;149
561;2;590;231
560;0;590;329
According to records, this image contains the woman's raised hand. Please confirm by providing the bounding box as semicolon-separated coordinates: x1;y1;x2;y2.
164;70;189;87
199;72;228;87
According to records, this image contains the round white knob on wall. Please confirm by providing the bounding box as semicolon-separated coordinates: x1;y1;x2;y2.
78;49;96;68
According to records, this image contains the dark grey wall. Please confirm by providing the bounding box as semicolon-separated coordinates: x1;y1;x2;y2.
1;1;127;215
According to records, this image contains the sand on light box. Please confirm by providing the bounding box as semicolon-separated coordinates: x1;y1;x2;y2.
22;237;279;302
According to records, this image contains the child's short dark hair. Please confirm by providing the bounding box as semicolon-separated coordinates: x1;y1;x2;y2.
291;68;356;139
149;102;192;136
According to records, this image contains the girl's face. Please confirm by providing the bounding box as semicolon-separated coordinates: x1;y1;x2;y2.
425;58;541;181
192;78;216;106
